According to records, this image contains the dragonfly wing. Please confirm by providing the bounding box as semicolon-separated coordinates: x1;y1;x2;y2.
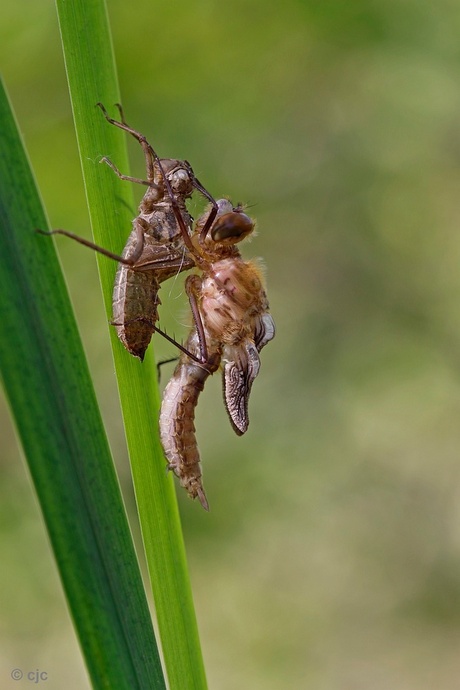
223;340;260;436
254;312;276;352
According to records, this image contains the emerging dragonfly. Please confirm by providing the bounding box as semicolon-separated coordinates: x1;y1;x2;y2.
160;199;275;510
40;104;275;510
41;103;218;360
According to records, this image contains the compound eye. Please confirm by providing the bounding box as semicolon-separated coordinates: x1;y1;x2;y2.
211;212;254;242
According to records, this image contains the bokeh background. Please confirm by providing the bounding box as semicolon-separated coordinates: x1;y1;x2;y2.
2;0;460;688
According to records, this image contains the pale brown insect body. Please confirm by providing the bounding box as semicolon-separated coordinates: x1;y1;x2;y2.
98;105;221;360
111;156;198;360
160;331;221;512
40;105;274;510
160;200;275;509
41;104;217;361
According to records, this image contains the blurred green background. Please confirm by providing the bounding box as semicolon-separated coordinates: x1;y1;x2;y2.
2;0;460;688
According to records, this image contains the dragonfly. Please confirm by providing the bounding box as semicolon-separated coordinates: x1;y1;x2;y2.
160;199;275;510
40;105;274;510
40;103;218;360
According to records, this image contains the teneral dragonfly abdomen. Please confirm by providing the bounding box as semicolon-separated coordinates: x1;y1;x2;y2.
160;201;275;507
160;331;221;510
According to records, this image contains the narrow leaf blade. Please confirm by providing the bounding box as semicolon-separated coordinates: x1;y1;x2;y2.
0;78;165;689
55;0;209;687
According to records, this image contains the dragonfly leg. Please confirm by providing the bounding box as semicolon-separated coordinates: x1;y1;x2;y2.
185;275;208;363
156;356;179;382
97;102;158;184
110;315;205;366
36;220;147;268
36;228;134;265
100;156;150;187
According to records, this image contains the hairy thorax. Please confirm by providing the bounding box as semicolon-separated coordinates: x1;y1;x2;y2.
200;257;266;345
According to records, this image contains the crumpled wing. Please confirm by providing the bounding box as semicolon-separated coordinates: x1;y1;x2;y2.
253;311;276;352
222;340;261;436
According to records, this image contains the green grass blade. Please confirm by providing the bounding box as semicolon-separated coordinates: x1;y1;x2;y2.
55;1;208;687
0;80;165;688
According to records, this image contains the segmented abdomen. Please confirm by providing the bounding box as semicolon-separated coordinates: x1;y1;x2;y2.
160;333;221;510
112;203;194;361
112;260;161;361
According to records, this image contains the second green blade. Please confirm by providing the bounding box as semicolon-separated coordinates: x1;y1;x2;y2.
0;79;165;690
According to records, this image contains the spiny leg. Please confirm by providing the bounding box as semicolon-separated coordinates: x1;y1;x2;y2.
189;175;218;243
98;103;218;264
97;102;157;184
114;102;130;126
190;173;218;241
117;100;216;217
98;104;199;257
37;216;148;267
112;105;218;257
154;323;206;364
36;228;137;266
100;156;151;187
110;314;208;367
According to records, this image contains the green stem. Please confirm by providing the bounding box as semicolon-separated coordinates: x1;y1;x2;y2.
55;0;208;687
